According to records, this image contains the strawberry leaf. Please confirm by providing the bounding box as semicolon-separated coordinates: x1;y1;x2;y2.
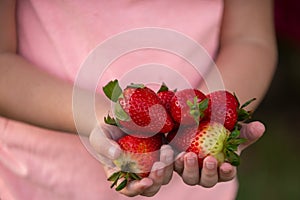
224;149;240;166
187;97;200;124
114;102;130;121
157;82;169;93
104;114;118;126
229;153;240;166
116;179;128;191
238;109;252;121
129;173;142;180
187;97;209;124
107;172;121;182
226;128;247;151
237;98;256;121
103;80;123;102
229;138;248;146
108;172;121;189
241;98;256;109
198;98;209;117
226;138;246;151
229;128;241;139
128;83;145;89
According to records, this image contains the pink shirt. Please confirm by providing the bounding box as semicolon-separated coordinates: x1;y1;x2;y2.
0;1;238;199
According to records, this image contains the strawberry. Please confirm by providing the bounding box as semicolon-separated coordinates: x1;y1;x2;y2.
170;89;208;125
204;90;256;130
108;133;163;191
157;83;175;112
167;121;246;168
103;80;174;135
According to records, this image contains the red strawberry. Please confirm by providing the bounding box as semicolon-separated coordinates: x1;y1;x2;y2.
157;83;175;112
108;133;163;191
103;80;174;135
170;89;208;125
167;121;246;168
205;90;256;130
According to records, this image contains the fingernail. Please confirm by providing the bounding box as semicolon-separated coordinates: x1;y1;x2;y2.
221;164;232;174
141;178;153;187
223;168;232;174
165;155;173;164
206;161;216;170
187;156;196;166
156;168;164;177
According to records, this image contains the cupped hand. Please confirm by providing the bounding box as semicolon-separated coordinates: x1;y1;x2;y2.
89;124;175;197
174;121;265;188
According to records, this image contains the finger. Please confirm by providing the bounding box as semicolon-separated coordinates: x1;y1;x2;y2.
182;152;199;186
0;143;28;177
199;156;218;188
239;121;265;153
119;178;154;197
94;153;115;167
174;152;186;175
218;162;236;182
159;145;174;185
89;126;122;160
100;124;125;140
141;162;166;197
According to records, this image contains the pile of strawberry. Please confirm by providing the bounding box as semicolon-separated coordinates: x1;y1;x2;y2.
102;80;255;191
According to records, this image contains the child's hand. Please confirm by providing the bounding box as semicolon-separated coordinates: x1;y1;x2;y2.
89;124;175;197
173;121;265;188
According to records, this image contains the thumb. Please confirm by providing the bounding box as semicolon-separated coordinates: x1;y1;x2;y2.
89;126;122;160
238;121;265;153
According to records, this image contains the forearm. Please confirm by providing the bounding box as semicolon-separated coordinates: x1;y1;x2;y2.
214;39;277;110
203;0;277;110
0;53;109;134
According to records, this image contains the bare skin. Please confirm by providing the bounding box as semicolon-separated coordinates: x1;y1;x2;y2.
0;0;276;197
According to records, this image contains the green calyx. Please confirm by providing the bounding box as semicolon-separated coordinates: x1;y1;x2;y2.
103;101;130;127
127;83;145;89
187;97;209;124
233;93;256;122
237;97;256;121
223;127;247;166
108;155;142;191
104;114;118;126
114;102;130;121
157;82;177;93
108;171;141;191
157;82;169;93
103;79;123;102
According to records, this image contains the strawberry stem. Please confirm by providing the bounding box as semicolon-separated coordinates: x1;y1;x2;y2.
187;97;208;124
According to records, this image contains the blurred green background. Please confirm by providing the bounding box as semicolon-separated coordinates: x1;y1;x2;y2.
236;1;300;199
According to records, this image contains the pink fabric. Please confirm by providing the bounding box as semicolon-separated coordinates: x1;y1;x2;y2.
16;0;222;87
0;0;239;199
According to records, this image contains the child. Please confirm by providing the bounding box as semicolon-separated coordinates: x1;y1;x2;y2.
0;0;276;199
